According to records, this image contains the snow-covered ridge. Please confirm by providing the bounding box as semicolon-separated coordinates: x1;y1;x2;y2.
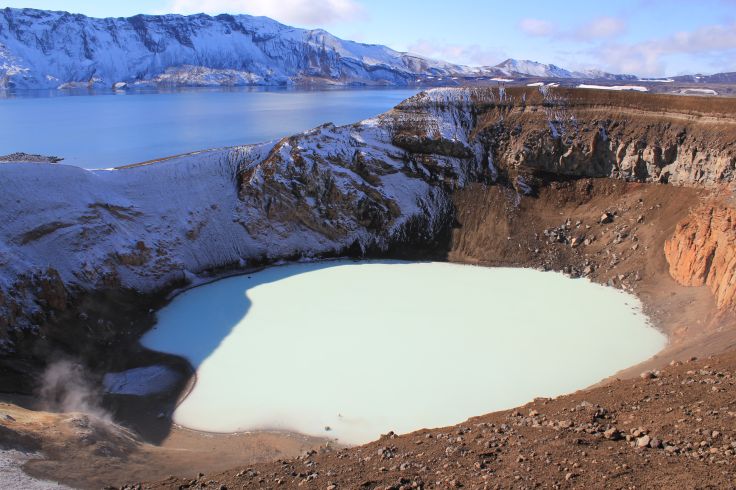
0;88;490;343
0;7;474;89
0;8;638;89
496;59;574;79
494;59;636;81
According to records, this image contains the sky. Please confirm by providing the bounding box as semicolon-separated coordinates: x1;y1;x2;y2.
2;0;735;77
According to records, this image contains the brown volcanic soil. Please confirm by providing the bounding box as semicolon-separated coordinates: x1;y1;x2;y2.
140;352;736;490
536;86;736;115
1;395;328;490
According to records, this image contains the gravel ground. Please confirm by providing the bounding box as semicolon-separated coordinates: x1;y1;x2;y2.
0;450;71;489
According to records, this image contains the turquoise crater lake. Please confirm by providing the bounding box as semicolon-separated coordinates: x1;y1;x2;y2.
142;261;666;445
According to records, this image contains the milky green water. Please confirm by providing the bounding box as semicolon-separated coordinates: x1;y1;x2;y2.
142;261;666;445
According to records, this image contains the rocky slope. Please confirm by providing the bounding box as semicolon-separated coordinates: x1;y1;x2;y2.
0;153;62;163
476;88;736;187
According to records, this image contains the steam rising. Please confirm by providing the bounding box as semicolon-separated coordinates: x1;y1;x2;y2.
39;360;110;421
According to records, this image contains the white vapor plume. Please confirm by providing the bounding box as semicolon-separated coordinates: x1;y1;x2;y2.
39;360;110;421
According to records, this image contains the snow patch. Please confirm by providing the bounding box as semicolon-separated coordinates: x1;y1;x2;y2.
103;366;181;396
678;88;718;96
578;84;648;92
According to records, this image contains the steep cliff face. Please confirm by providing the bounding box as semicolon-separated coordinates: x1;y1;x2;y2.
470;88;736;188
665;202;736;311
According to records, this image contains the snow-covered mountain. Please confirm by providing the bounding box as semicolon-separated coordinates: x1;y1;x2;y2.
0;8;639;90
0;7;478;89
493;59;637;81
573;68;639;81
494;59;574;79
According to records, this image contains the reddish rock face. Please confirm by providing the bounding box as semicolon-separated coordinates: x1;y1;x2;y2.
665;203;736;311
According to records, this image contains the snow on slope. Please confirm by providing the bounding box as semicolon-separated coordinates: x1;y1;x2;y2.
494;59;637;81
0;150;263;287
0;8;472;89
0;8;638;89
103;365;180;396
0;89;492;336
576;69;638;81
678;88;718;96
496;59;575;78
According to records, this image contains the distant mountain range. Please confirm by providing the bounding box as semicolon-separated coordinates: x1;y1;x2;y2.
492;59;636;81
672;72;736;84
0;8;727;90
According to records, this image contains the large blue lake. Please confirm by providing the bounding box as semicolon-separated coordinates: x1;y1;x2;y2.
0;88;418;169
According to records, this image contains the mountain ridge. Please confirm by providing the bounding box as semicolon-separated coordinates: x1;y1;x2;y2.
0;7;637;89
492;58;637;81
672;72;736;84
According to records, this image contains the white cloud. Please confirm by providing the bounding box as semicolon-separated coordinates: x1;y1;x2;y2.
596;22;736;76
521;16;626;41
659;23;736;54
596;44;664;77
519;18;556;37
407;40;505;67
165;0;365;25
575;16;626;40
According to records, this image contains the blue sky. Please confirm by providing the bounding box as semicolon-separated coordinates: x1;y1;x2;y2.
3;0;735;76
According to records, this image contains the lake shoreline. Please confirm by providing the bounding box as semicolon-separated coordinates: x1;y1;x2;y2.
141;261;665;445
